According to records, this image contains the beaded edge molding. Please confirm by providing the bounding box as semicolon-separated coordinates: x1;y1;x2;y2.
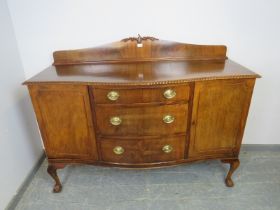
24;74;259;86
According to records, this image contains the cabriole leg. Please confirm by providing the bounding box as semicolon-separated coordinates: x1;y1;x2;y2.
47;164;65;193
221;159;240;187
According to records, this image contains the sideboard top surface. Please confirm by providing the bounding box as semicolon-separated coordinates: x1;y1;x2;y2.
23;36;260;86
24;60;260;86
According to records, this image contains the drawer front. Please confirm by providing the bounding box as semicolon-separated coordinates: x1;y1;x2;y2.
95;104;188;136
92;85;190;104
100;136;186;163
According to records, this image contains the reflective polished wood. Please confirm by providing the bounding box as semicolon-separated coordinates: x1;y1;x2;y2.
24;59;258;85
24;36;260;192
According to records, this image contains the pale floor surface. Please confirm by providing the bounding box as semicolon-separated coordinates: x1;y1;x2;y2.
14;149;280;210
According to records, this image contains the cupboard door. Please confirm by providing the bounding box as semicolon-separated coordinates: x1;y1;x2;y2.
29;85;98;160
189;79;255;158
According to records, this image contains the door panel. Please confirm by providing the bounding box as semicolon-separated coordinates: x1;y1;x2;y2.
29;85;98;160
188;79;255;158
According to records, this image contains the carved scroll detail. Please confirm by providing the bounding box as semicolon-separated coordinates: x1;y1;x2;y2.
122;34;159;42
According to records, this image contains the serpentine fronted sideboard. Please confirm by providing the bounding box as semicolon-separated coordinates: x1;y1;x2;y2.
23;35;260;192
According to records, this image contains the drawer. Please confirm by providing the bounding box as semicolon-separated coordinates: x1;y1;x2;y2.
92;85;190;104
95;104;188;136
100;136;186;163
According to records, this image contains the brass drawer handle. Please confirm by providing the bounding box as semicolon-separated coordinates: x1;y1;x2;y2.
162;145;173;153
107;91;119;101
110;116;122;125
163;89;176;99
113;146;124;155
163;115;175;124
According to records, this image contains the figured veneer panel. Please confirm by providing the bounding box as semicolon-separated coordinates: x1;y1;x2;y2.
95;104;188;136
28;85;98;159
100;135;186;163
52;38;227;65
189;79;255;158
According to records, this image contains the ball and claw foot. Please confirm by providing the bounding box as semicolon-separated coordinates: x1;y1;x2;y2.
221;159;240;187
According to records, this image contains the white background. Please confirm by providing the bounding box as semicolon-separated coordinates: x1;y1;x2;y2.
1;0;280;208
0;0;42;209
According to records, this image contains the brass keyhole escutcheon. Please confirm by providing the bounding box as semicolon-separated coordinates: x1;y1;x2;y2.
107;91;119;101
162;145;173;153
113;146;124;155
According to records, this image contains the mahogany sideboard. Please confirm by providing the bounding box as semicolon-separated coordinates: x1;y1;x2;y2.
23;35;260;192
